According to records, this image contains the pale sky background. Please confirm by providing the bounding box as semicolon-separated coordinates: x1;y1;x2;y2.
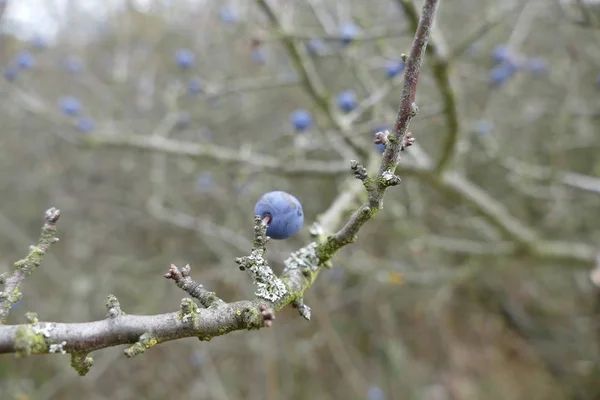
2;0;166;41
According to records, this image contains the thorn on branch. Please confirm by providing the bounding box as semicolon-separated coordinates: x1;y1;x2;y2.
165;264;224;308
292;298;312;321
259;304;276;327
71;353;94;376
105;294;123;319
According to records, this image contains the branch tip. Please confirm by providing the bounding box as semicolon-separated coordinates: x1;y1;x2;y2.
259;304;276;327
350;160;369;182
166;265;224;308
44;207;61;224
292;298;312;321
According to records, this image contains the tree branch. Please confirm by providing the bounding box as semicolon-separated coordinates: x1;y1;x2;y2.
317;0;440;260
397;0;461;173
83;133;348;176
0;208;61;324
0;0;443;373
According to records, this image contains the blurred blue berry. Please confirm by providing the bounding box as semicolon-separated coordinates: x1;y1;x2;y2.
385;60;405;79
188;78;203;96
65;56;84;74
16;52;35;70
375;143;386;153
4;66;18;82
254;191;304;240
337;90;357;112
59;96;82;116
367;386;386;400
291;109;313;131
307;38;325;55
175;49;195;69
196;172;214;193
340;22;360;45
523;57;548;74
489;63;517;86
76;117;95;133
251;48;266;64
474;119;493;135
176;112;190;128
283;69;298;82
31;35;47;50
491;45;512;64
220;6;239;23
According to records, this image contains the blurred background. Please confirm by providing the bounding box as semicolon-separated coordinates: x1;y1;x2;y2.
1;0;600;399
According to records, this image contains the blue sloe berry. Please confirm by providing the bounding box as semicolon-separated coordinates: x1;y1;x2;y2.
16;51;35;70
474;119;493;135
489;63;517;86
4;66;18;82
251;48;266;64
31;35;47;50
220;6;239;23
65;56;84;74
339;22;360;45
491;45;512;64
307;38;325;55
59;96;82;116
76;117;95;133
367;386;386;400
254;191;304;240
175;49;195;69
188;78;203;96
523;57;548;74
196;172;214;193
337;90;357;112
385;60;405;79
291;109;313;131
176;112;190;128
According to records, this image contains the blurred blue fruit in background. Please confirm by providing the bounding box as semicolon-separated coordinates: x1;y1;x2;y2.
337;90;357;112
291;109;313;131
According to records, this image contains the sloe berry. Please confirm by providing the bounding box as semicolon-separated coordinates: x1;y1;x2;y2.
254;191;304;240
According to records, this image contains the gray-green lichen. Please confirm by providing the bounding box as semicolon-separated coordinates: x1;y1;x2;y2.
124;332;159;358
245;250;287;302
71;353;94;376
179;298;200;328
49;341;67;354
14;325;49;357
283;242;319;274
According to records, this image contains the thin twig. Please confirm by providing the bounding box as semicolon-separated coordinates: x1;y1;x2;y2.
0;208;61;324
